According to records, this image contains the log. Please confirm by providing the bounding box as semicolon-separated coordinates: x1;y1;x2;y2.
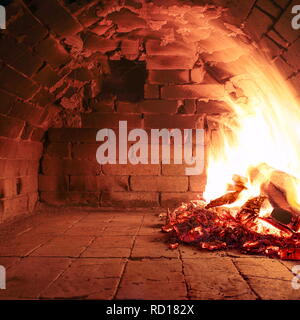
205;191;241;209
263;170;300;218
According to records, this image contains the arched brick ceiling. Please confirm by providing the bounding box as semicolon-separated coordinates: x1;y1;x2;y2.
1;0;295;132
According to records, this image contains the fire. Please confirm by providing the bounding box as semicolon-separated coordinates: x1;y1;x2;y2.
204;27;300;217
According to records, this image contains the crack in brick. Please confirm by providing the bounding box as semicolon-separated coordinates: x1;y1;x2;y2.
231;258;261;300
113;213;145;299
178;249;191;300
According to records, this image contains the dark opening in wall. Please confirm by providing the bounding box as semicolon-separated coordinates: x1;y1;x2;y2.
102;59;147;103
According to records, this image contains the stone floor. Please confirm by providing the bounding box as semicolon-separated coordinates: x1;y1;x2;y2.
0;207;299;300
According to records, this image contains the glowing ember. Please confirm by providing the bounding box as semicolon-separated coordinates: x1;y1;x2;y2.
163;200;300;259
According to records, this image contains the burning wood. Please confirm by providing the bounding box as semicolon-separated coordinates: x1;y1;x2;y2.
205;175;247;209
162;178;300;260
236;196;266;224
205;191;241;209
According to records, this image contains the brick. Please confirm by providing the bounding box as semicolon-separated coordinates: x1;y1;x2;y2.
0;160;39;177
283;38;300;70
234;257;292;281
246;7;273;39
107;8;146;33
259;35;283;58
44;143;70;159
0;35;43;77
40;191;99;206
0;158;15;176
131;176;188;192
203;62;232;82
273;57;294;80
0;115;25;139
70;176;129;192
82;113;142;128
102;191;159;207
161;192;201;208
0;90;15;115
117;101;140;113
72;143;97;160
33;65;60;88
144;114;201;129
191;67;206;83
140;100;179;114
267;30;289;48
102;164;160;176
181;100;197;114
90;24;112;36
256;0;282;17
218;0;256;25
196;100;231;114
31;88;56;107
245;276;300;300
161;84;224;100
83;34;119;53
42;158;100;175
31;127;45;142
18;176;38;194
0;179;16;199
42;159;100;176
7;7;48;46
146;40;196;56
0;138;19;159
148;70;190;84
0;65;38;99
147;56;197;70
16;141;43;160
91;99;115;113
77;4;101;27
48;128;98;142
121;40;140;58
35;36;71;68
38;175;69;192
68;68;95;82
189;175;206;192
25;0;83;37
9;102;44;127
144;84;159;99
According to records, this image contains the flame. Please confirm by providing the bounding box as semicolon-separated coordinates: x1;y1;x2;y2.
203;26;300;217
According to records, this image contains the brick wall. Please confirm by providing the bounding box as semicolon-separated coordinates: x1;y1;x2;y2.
0;0;82;222
0;0;299;219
